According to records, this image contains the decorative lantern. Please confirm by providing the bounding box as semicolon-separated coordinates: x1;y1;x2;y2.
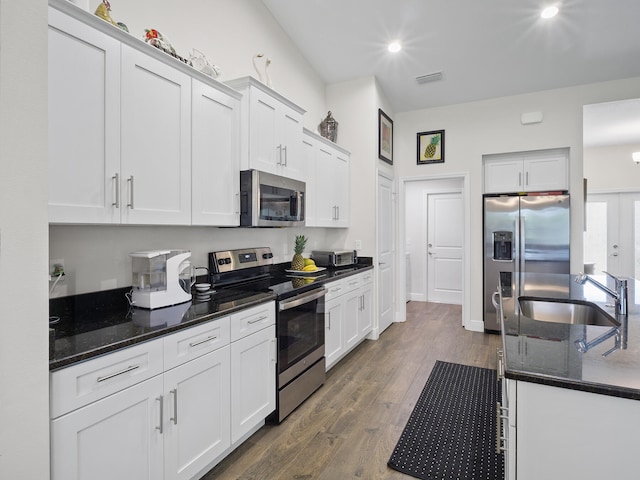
319;111;338;143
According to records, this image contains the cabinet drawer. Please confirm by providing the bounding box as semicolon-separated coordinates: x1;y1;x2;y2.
50;338;164;418
163;316;231;371
230;302;275;342
359;271;373;285
344;276;361;293
324;279;345;301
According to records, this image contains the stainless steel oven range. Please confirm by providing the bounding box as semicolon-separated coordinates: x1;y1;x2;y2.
208;247;326;423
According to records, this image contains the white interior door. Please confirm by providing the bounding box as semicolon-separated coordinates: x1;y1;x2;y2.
377;172;395;335
427;192;463;304
584;192;640;278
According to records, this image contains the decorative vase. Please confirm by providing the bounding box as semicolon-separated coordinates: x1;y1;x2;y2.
319;111;338;142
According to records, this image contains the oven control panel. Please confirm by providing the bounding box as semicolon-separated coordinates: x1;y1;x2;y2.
209;247;274;273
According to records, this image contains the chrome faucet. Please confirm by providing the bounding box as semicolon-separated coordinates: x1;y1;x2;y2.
575;271;628;316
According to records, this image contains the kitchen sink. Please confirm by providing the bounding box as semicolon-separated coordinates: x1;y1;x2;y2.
518;297;619;327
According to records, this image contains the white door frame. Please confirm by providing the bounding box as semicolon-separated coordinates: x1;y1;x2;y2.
398;172;480;331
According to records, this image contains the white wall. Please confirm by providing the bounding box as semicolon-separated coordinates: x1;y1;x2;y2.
50;0;339;297
50;225;337;296
584;142;640;191
90;0;327;129
395;76;640;324
0;0;49;478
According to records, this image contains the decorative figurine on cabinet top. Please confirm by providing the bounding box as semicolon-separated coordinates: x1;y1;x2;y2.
189;49;222;79
94;0;117;26
252;53;273;88
319;111;338;143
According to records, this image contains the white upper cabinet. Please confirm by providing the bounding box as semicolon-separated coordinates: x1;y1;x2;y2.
226;77;306;181
191;79;241;226
48;4;241;227
48;8;121;223
120;46;192;225
303;129;350;228
484;148;569;194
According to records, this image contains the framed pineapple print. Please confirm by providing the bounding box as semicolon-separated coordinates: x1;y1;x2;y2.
378;109;393;165
417;130;445;164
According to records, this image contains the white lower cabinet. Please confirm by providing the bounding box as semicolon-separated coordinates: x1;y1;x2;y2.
163;346;231;480
230;325;276;443
50;302;276;480
324;271;374;370
51;375;164;480
507;380;640;480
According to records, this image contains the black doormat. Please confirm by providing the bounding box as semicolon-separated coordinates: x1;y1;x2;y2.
388;361;504;480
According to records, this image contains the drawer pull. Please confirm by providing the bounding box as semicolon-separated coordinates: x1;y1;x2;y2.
96;364;140;383
189;335;218;348
248;315;268;324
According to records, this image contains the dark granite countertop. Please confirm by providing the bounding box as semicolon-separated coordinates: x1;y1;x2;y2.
501;272;640;400
49;262;373;371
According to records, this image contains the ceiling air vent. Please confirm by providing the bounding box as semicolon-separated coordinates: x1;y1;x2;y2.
415;71;443;84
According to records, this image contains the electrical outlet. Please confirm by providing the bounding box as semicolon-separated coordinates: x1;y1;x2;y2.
354;240;362;250
50;258;65;276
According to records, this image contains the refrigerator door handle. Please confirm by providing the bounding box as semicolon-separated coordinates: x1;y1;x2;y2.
519;216;526;298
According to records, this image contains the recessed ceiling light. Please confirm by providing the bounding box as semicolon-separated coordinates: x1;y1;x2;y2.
541;5;559;19
388;41;402;53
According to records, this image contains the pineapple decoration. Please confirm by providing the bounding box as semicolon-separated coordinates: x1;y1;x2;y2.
423;134;440;159
291;235;307;271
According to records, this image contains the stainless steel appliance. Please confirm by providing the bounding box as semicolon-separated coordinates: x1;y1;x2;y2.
208;247;326;423
130;250;194;309
311;250;357;268
483;193;570;332
240;170;305;227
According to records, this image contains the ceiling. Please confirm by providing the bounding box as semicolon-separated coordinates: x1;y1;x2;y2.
262;0;640;115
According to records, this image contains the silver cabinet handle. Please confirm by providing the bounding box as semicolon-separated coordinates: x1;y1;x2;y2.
156;396;164;434
525;171;529;186
235;192;240;215
518;172;522;187
112;173;120;208
336;205;340;220
189;335;217;348
170;389;178;425
327;311;331;329
127;176;134;209
248;315;268;324
282;145;288;166
496;349;504;380
276;144;282;165
96;364;140;383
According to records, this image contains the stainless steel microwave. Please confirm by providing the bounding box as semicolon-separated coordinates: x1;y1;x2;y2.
240;170;305;227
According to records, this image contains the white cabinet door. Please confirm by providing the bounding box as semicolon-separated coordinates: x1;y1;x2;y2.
278;103;304;181
48;8;121;224
248;87;280;176
484;158;523;194
163;346;231;480
324;297;344;370
230;325;276;443
333;151;350;227
524;151;568;192
191;79;240;226
51;375;164;480
358;281;374;337
302;135;318;224
305;130;351;228
121;45;191;225
343;289;360;351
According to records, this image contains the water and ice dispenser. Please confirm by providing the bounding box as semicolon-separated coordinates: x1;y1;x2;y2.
492;232;513;298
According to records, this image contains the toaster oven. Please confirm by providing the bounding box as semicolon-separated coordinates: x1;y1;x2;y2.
311;250;357;268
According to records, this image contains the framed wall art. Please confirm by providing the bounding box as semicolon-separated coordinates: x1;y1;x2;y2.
378;109;393;165
417;130;445;165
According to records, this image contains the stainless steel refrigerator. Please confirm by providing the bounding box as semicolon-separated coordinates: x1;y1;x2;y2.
483;194;570;332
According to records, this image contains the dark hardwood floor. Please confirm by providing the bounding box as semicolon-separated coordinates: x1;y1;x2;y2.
203;301;501;480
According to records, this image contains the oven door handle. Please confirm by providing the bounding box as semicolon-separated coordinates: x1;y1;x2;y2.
279;287;327;311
